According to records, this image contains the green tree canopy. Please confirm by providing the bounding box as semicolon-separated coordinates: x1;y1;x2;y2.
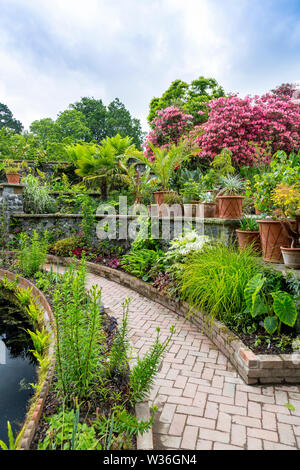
148;76;225;125
30;118;60;145
30;97;144;149
0;103;23;133
56;109;91;142
70;97;107;143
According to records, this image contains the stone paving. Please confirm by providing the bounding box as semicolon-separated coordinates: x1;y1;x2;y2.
47;265;300;450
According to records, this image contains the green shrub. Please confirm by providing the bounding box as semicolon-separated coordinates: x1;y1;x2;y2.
52;236;82;256
178;243;263;327
121;248;164;282
18;231;48;277
23;174;58;214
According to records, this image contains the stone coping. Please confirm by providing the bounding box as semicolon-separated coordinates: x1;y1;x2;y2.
0;183;25;188
0;269;55;451
47;255;300;386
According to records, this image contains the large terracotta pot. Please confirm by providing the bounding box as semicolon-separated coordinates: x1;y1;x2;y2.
6;173;20;184
218;195;244;219
153;191;172;206
236;230;262;253
258;220;294;263
281;246;300;269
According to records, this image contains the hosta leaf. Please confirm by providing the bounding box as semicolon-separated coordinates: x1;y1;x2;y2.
272;291;298;327
244;274;267;318
264;316;278;335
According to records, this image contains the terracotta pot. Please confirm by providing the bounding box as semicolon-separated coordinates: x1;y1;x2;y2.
183;202;198;218
215;196;220;217
218;195;244;219
198;203;216;218
255;207;262;215
236;230;262;253
6;173;20;184
258;220;295;263
148;205;159;217
281;246;300;269
153;190;172;206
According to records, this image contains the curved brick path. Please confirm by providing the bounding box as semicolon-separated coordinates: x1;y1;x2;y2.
47;266;300;450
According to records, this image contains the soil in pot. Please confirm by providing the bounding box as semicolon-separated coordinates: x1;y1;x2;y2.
218;196;244;219
236;230;262;253
6;173;20;184
258;220;294;263
281;246;300;269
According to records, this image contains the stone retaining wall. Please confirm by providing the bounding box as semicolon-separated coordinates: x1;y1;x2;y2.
47;256;300;386
10;213;239;248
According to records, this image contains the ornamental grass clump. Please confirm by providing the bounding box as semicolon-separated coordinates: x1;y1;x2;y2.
178;243;263;326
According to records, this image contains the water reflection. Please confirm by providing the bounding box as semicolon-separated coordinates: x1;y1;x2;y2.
0;296;37;446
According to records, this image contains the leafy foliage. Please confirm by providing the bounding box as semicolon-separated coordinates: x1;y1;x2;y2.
148;76;225;124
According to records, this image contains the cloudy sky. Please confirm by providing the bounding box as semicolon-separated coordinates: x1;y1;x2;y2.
0;0;299;132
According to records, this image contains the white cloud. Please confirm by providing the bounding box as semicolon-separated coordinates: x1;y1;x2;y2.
0;0;299;131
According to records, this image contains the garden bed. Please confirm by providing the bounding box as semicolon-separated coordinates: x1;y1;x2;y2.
0;257;155;451
46;254;300;386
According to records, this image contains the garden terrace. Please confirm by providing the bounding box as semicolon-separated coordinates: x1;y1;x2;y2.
44;262;300;450
9;213;240;249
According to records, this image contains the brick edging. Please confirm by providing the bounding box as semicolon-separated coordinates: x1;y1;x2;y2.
0;269;55;450
47;255;300;386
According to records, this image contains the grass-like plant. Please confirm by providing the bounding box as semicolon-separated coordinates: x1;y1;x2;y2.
178;243;263;325
18;230;48;277
22;174;57;214
239;216;259;232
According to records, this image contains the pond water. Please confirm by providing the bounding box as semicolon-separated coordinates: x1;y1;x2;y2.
0;296;37;446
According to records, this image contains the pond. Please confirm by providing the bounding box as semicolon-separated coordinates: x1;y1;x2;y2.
0;295;37;447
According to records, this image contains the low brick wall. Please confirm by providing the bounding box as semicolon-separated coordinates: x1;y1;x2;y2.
47;255;300;386
0;269;55;450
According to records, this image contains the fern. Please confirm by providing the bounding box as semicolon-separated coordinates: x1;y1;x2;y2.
130;325;175;405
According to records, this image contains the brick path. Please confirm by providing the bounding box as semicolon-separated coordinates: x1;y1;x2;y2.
48;266;300;450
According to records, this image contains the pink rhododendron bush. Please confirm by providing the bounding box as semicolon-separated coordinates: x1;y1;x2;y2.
144;106;193;160
198;91;300;167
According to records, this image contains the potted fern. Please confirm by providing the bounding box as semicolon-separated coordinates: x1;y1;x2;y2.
236;216;261;253
181;180;202;217
217;175;246;219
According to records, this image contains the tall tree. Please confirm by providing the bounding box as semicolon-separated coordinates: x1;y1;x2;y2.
148;76;225;125
105;98;144;149
70;97;107;142
30;118;60;145
0;103;23;133
56;109;91;142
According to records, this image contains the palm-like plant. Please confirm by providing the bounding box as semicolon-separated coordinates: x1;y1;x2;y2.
66;135;135;198
130;141;193;191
